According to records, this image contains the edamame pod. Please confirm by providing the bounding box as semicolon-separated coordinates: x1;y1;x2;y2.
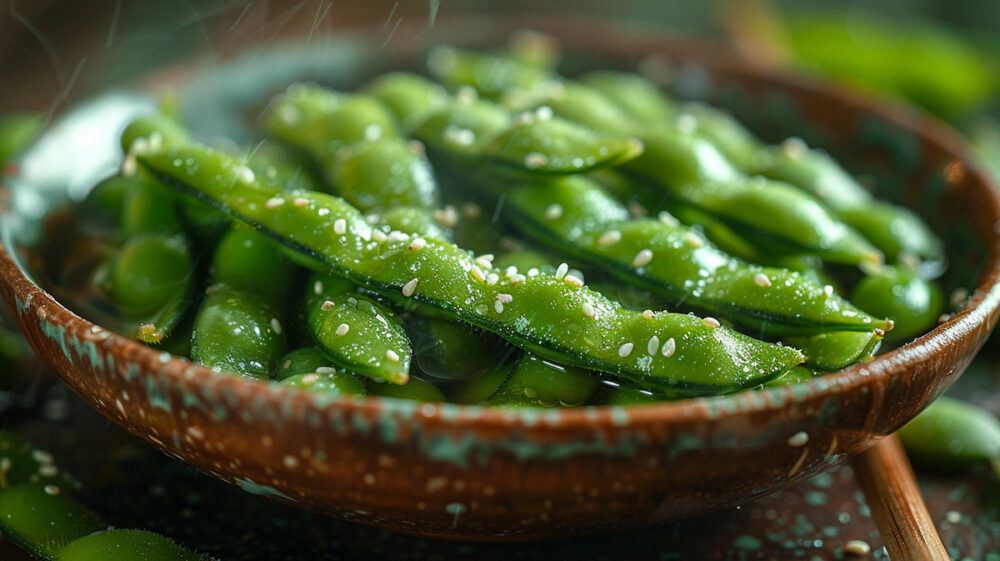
138;143;805;392
274;347;334;380
363;72;449;129
580;71;678;125
408;316;494;380
262;87;398;154
281;370;367;396
0;484;105;559
487;353;598;408
54;529;205;561
427;45;554;99
899;396;1000;476
211;225;294;305
306;272;411;385
331;137;439;211
449;359;517;404
785;330;883;372
191;284;286;378
851;265;944;342
369;377;446;402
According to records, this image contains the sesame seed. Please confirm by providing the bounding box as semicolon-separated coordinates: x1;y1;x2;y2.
662;337;676;357
474;256;493;270
463;203;482;218
409;140;424;154
315;366;336;374
782;137;807;159
371;229;388;242
39;465;58;477
527;268;540;277
121;154;137;177
293;198;309;207
321;300;335;311
787;431;809;447
564;274;584;287
238;166;256;184
456;85;478;104
387;230;409;243
365;214;381;224
402;278;419;297
479;253;494;262
524;152;549;169
302;374;320;385
657;211;679;227
270;318;282;335
555;263;569;279
702;317;721;329
335;323;350;337
597;230;622;246
504;266;518;278
823;285;835;298
409;237;427;251
266;197;285;209
631;249;654;268
676;113;697;133
628;202;647;217
844;539;871;556
385;350;400;363
510;274;526;284
545;203;563;220
443;126;476;147
647;336;660;356
470;266;486;282
618;342;634;358
31;450;52;464
582;302;596;318
494;301;505;314
43;484;60;496
497;293;513;303
333;219;347;235
486;273;499;285
684;232;704;247
754;273;771;287
364;123;383;141
642;309;654;321
535;106;553;120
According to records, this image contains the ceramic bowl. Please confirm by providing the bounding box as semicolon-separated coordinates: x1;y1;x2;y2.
2;17;999;540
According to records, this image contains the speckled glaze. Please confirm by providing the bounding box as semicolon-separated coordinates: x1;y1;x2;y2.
2;17;999;540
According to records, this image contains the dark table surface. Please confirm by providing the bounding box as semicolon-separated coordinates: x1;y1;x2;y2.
1;356;998;561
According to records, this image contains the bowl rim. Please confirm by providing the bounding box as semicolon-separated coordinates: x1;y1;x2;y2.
3;14;1000;433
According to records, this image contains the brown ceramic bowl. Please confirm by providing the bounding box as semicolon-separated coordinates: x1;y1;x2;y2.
2;17;999;541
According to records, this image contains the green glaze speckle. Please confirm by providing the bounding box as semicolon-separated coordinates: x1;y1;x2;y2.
235;477;291;499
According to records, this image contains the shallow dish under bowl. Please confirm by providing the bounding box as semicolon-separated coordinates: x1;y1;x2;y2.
2;17;999;540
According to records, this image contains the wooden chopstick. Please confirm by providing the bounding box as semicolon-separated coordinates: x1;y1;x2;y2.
851;433;949;560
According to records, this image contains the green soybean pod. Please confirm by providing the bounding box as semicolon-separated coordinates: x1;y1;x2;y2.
899;396;1000;476
426;45;553;98
449;359;517;405
487;353;598;408
330;137;439;212
363;72;450;130
0;112;42;164
785;329;883;372
246;141;324;193
763;365;818;388
579;71;678;125
191;284;286;378
369;377;446;402
281;370;367;396
408;316;494;380
274;347;333;381
0;484;105;560
54;529;207;561
0;432;79;493
307;272;411;385
210;225;293;305
138;142;805;392
851;265;944;343
411;98;512;154
682;102;762;172
524;81;637;135
837;202;944;267
376;206;449;240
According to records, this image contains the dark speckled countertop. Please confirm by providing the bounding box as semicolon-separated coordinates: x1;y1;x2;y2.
1;356;998;560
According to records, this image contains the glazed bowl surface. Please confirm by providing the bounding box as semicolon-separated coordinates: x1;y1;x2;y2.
2;16;999;540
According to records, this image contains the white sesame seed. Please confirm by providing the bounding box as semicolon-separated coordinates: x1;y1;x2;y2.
39;465;58;477
470;266;486;282
510;274;526;284
333;219;347;235
148;132;163;151
364;123;383;141
843;539;871;556
315;366;336;375
385;350;400;363
535;106;554;120
302;374;320;385
754;273;772;287
582;302;596;318
657;211;679;227
434;206;459;227
270;318;282;335
823;285;835;299
642;309;654;321
479;253;494;263
545;203;563;220
443;126;476;147
31;450;52;464
677;113;697;133
456;85;478;104
782;137;807;160
463;203;481;218
387;230;409;243
524;152;549;169
238;166;256;184
628;202;648;217
365;213;381;224
597;230;622;246
494;301;505;314
293;198;309;207
703;317;721;329
335;323;350;337
555;263;569;279
662;337;676;357
684;232;704;247
486;273;500;285
43;484;60;496
527;268;540;277
631;249;654;268
564;274;584;287
647;336;660;356
409;237;427;251
266;197;286;209
618;342;634;358
787;431;809;447
474;256;493;270
321;300;335;311
402;278;419;297
121;154;137;177
504;266;518;278
497;293;513;303
132;137;150;155
372;229;388;243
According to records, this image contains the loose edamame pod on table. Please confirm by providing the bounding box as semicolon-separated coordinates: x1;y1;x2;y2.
137;142;805;393
899;396;1000;477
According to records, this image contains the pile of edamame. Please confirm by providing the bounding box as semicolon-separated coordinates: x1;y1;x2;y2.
81;32;946;407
